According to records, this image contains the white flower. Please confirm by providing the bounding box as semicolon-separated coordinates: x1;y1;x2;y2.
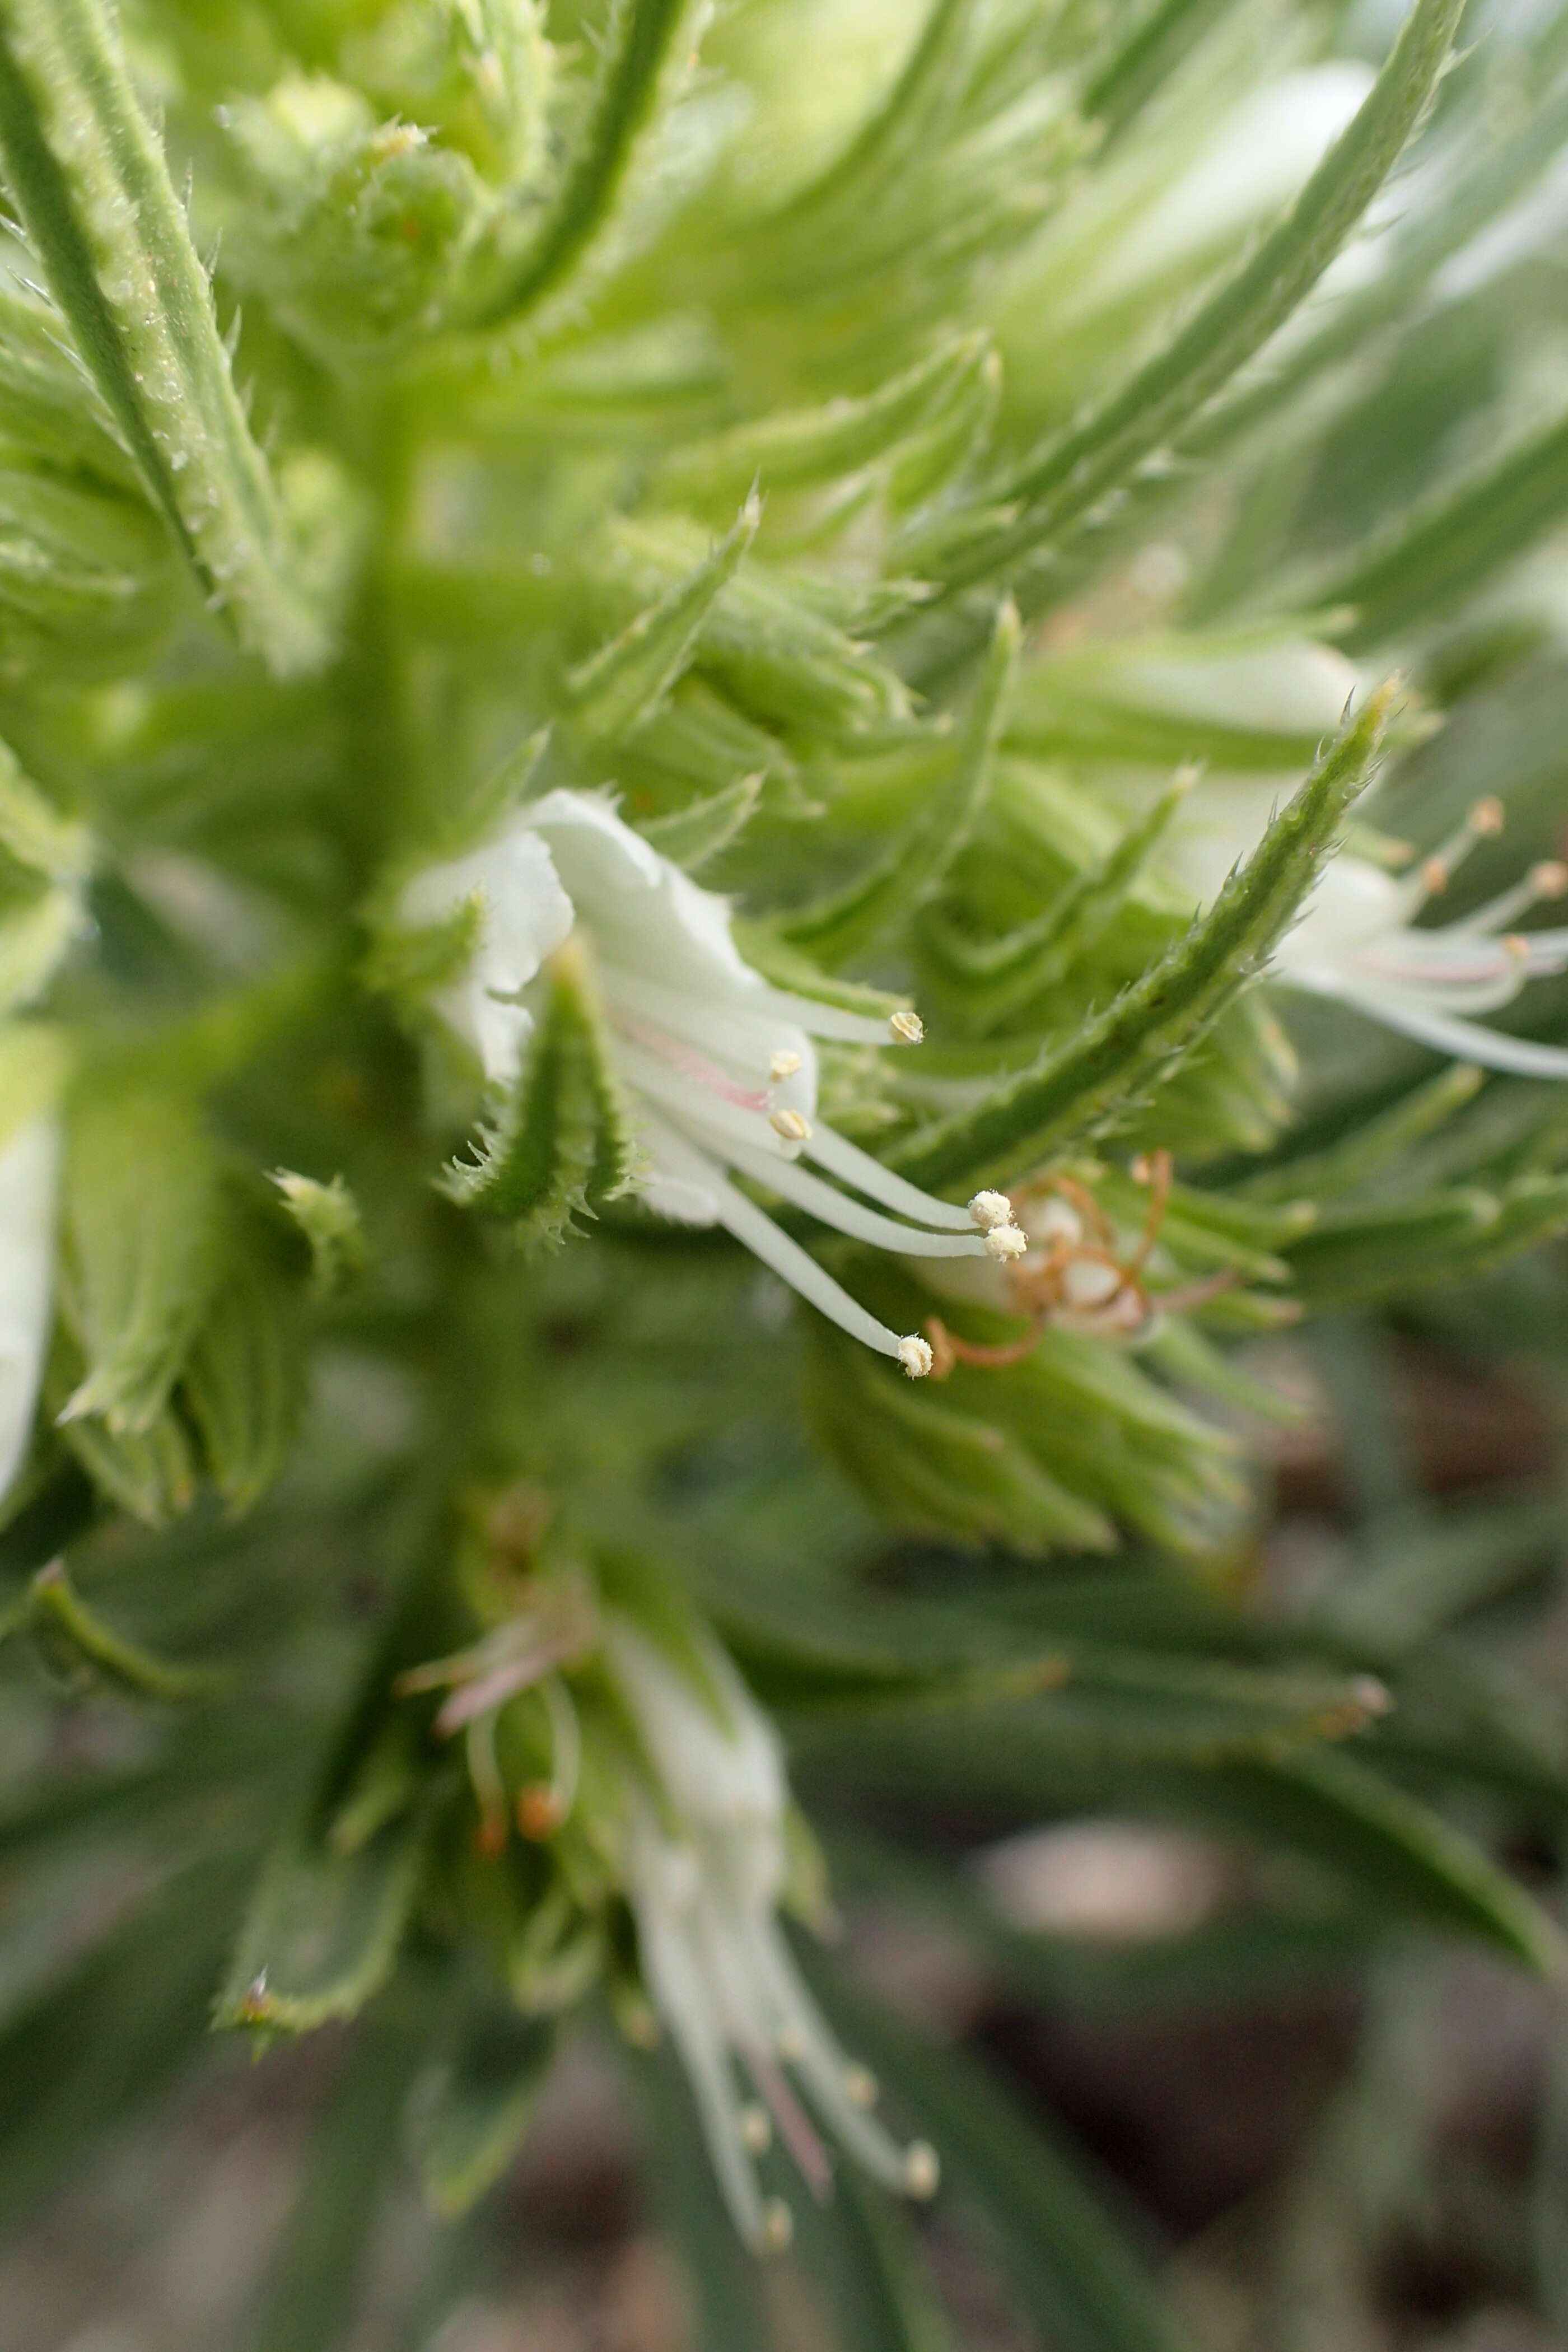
1177;783;1568;1078
0;1116;59;1505
606;1615;937;2250
401;788;1019;1373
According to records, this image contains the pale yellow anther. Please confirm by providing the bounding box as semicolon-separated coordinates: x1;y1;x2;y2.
769;1048;804;1081
770;1108;812;1142
1533;861;1568;899
740;2103;772;2154
763;2199;795;2253
777;2024;808;2062
1503;933;1532;960
1420;857;1449;895
904;2141;941;2199
968;1189;1015;1231
985;1225;1029;1261
843;2064;878;2109
898;1334;935;1379
1469;795;1505;836
889;1008;924;1044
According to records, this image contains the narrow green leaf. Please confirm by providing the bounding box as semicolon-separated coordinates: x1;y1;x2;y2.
468;0;700;328
790;2165;956;2352
445;937;640;1247
567;497;760;739
781;597;1018;968
0;1854;252;2219
249;2014;435;2352
806;1960;1198;2352
1228;1746;1567;1975
405;1986;555;2218
639;771;763;870
656;335;995;511
216;1811;427;2035
0;0;338;672
923;0;1466;591
888;689;1391;1193
1238;1062;1486;1203
1326;409;1568;650
628;2040;773;2352
16;1556;224;1698
922;772;1193;1028
1082;0;1243;138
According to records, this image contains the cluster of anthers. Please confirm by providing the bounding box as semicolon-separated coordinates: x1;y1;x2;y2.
923;1152;1233;1376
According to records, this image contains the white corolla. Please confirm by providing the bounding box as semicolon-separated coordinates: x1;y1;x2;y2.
0;1113;59;1505
1175;780;1568;1078
606;1615;937;2251
400;788;1025;1374
1052;629;1568;1079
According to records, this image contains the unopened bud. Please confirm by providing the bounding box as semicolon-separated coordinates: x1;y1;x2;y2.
897;1334;934;1379
889;1008;923;1044
968;1189;1014;1231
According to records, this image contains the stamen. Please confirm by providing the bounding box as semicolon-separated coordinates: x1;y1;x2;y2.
725;1138;993;1258
843;2065;878;2108
763;2199;795;2253
889;1009;924;1043
516;1785;563;1838
770;1107;813;1141
968;1190;1014;1230
898;1334;935;1378
769;1048;803;1080
740;2104;773;2154
904;2142;941;2199
1469;795;1505;835
985;1225;1029;1261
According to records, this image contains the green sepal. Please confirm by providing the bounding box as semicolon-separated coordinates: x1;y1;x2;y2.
405;1984;556;2218
886;687;1391;1194
780;595;1019;968
445;938;641;1248
566;496;760;740
214;1809;430;2036
362;891;486;1016
638;771;762;871
273;1171;366;1301
57;1078;223;1436
181;1257;304;1517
